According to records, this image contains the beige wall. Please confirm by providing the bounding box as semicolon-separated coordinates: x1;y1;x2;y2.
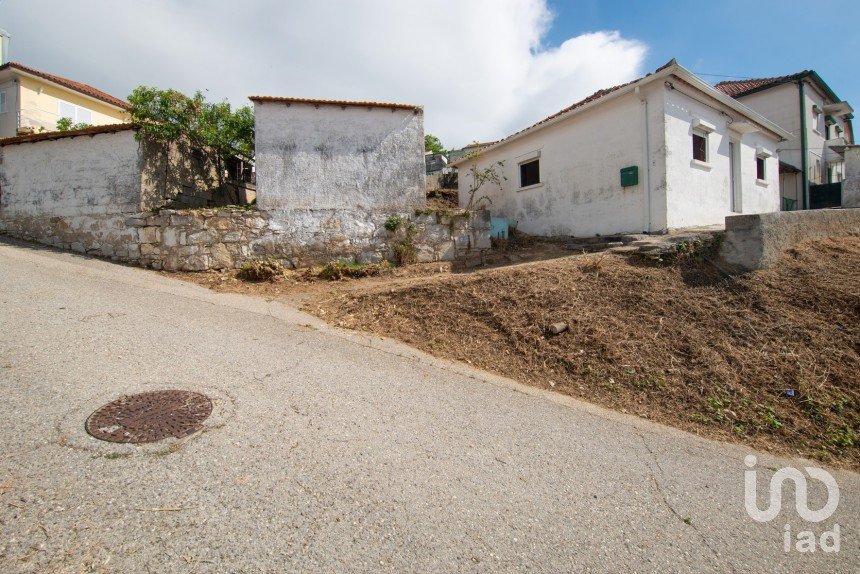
17;75;128;133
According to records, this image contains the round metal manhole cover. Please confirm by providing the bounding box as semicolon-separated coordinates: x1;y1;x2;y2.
85;390;212;443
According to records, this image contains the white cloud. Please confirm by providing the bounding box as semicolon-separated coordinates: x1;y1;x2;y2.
0;0;647;147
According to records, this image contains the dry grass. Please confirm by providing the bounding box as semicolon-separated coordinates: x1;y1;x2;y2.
315;236;860;469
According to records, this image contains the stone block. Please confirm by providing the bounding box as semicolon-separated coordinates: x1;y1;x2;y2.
221;231;244;243
206;217;233;230
415;244;436;263
71;242;85;253
245;216;268;230
436;240;456;261
161;227;180;248
182;255;209;271
413;212;437;225
210;243;234;270
170;213;204;226
138;226;161;244
357;251;384;264
186;230;213;245
473;231;492;250
124;215;149;227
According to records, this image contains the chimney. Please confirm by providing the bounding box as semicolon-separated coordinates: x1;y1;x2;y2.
0;29;10;65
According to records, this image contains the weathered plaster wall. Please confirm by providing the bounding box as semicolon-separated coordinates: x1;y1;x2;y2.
663;85;781;229
0;129;142;217
457;82;666;237
720;209;860;271
254;101;425;211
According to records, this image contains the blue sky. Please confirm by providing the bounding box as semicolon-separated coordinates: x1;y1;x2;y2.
545;0;860;104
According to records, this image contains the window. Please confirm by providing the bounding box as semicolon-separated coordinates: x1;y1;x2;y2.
57;100;93;124
756;156;766;180
812;105;822;134
692;130;708;163
0;90;6;114
519;158;540;188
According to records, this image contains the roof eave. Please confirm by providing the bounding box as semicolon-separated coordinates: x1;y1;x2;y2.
3;65;129;111
451;63;790;166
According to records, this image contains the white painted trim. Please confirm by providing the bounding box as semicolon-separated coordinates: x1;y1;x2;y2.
690;159;712;170
692;118;716;133
756;179;769;187
515;149;541;163
517;182;544;192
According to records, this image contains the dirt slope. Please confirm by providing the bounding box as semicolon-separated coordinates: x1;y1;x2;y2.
314;237;860;469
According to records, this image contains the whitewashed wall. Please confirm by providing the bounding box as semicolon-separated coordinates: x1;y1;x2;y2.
458;82;667;237
254;101;425;212
459;78;782;237
662;86;781;229
0;129;142;217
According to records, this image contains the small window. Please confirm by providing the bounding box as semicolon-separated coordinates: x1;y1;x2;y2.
756;156;766;180
520;158;540;188
692;130;708;163
0;91;6;114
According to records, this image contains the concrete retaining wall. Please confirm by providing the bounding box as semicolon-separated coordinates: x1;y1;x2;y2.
720;208;860;270
844;146;860;209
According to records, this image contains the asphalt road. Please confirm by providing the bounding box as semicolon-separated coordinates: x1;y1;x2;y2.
0;238;857;573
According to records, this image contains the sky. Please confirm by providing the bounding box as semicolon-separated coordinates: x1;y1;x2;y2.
0;0;857;148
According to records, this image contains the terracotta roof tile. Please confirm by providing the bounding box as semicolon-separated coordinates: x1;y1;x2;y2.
0;62;129;109
0;123;137;146
715;71;811;98
249;96;421;110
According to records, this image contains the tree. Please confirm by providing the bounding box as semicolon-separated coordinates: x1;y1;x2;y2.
126;86;254;188
424;134;444;154
56;117;92;131
465;161;505;210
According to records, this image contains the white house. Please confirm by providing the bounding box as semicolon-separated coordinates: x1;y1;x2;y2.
716;71;854;210
452;60;791;238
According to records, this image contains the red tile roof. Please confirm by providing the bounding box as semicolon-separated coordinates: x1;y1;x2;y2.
0;123;136;146
715;71;811;98
249;95;421;110
0;62;129;109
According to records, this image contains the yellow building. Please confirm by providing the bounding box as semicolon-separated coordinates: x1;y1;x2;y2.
0;62;129;138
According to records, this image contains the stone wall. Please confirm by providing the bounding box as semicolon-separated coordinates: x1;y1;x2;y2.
720;208;860;271
0;207;491;271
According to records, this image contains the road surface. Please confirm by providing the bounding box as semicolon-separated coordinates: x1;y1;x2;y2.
0;238;856;573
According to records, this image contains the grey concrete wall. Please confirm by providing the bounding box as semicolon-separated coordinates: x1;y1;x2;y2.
720;208;860;271
844;146;860;209
254;101;425;211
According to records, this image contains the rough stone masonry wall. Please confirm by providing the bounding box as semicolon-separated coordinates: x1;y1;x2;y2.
0;207;491;271
720;208;860;271
131;208;491;271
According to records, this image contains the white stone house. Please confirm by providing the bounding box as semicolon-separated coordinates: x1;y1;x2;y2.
452;60;791;238
716;71;854;210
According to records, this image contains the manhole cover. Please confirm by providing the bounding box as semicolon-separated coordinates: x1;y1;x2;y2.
85;390;212;443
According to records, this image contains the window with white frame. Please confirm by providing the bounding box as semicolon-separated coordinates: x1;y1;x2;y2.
519;158;540;188
690;118;714;165
812;105;822;134
516;150;542;189
57;100;93;124
756;156;766;181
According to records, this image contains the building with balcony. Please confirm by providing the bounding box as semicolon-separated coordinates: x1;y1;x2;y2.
716;71;854;210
